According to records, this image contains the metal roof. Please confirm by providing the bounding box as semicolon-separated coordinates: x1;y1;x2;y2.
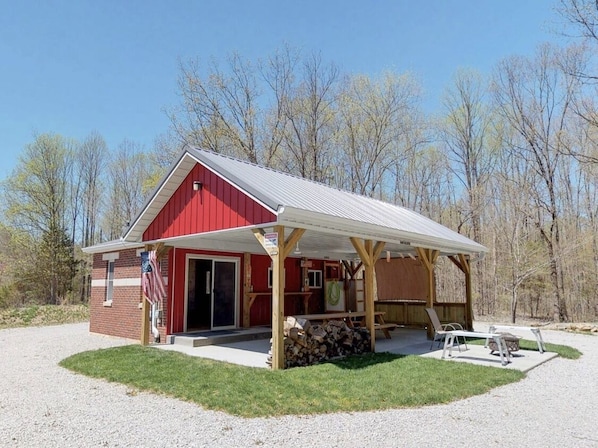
188;148;486;255
85;147;487;257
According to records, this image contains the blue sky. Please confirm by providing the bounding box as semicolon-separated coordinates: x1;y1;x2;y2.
0;1;567;179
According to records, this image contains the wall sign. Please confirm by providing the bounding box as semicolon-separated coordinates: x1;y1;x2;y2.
264;232;278;255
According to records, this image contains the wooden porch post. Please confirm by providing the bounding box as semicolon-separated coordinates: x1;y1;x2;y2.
449;254;473;331
271;225;285;371
350;237;385;352
416;247;439;339
461;254;473;330
253;226;305;370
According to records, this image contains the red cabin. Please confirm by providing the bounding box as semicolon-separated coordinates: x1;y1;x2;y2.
84;148;486;369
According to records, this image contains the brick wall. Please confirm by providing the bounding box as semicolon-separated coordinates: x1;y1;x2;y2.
90;247;168;342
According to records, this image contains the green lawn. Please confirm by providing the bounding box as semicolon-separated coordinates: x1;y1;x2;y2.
61;345;527;417
468;338;582;360
0;304;89;329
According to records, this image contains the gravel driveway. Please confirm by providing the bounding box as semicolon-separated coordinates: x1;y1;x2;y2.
1;322;597;447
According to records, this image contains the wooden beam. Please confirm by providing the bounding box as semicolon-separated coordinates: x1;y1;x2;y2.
253;226;291;369
140;295;150;345
252;228;266;247
459;254;473;330
253;227;304;259
373;241;386;261
342;260;363;279
448;254;474;330
448;255;464;272
416;247;438;339
350;237;369;263
271;225;285;370
341;260;353;278
155;242;171;261
349;238;385;352
282;228;306;259
364;241;375;352
458;253;471;275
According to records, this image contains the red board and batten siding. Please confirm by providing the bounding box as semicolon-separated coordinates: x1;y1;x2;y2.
90;161;326;338
167;248;325;333
143;163;276;240
89;245;326;337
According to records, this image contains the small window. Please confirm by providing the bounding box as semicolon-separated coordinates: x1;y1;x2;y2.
105;260;115;302
308;270;322;288
267;267;285;288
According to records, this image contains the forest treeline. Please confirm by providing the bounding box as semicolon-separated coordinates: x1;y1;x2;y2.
1;1;597;323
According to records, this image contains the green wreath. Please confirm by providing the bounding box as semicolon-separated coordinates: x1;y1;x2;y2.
326;280;341;306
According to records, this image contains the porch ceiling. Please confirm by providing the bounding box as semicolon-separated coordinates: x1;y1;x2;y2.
146;225;428;261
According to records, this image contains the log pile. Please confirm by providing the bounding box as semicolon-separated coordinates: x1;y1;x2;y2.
267;316;371;368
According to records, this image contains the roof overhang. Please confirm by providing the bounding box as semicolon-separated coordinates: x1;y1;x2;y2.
86;147;487;260
277;206;486;256
82;239;143;254
103;220;482;261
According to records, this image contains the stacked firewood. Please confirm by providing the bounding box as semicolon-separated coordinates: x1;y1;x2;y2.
267;316;371;368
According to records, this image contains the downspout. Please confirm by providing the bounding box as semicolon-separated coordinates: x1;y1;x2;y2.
170;247;176;340
151;302;160;343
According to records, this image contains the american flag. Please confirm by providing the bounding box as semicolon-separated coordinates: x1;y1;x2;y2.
141;250;166;304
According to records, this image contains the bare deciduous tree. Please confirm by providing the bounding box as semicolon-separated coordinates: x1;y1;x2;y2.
336;72;422;196
170;52;288;165
77;132;108;248
440;68;496;316
103;140;150;240
493;44;575;321
74;132;108;302
277;52;340;182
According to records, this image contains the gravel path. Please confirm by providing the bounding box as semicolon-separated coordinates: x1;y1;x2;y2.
1;322;597;447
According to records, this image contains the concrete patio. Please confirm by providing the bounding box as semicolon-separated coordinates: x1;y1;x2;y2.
154;325;558;372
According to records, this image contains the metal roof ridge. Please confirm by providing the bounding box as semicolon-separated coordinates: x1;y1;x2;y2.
186;146;419;212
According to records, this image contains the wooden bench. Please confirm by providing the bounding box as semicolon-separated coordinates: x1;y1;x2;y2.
375;323;397;339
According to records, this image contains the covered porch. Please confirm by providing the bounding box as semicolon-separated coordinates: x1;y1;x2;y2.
120;148;487;369
143;225;481;369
